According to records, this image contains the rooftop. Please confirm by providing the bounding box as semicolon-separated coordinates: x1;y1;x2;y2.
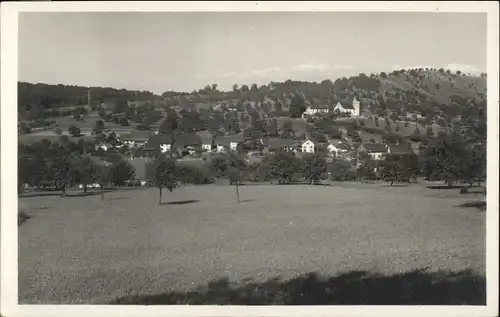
388;143;414;155
362;143;387;153
119;131;153;141
263;138;296;149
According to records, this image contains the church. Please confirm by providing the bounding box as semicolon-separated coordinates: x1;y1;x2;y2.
333;97;360;117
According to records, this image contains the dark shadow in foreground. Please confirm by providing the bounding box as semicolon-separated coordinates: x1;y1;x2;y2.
426;184;482;190
239;199;258;203
110;268;485;305
457;201;486;212
163;200;200;205
19;190;112;199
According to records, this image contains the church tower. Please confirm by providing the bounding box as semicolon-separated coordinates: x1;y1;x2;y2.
352;97;360;117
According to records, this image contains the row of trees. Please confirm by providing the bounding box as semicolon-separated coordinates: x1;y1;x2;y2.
19;139;136;198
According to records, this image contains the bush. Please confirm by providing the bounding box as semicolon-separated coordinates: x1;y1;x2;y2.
18;210;31;226
175;165;213;185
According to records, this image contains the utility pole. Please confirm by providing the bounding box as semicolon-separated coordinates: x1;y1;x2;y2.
87;89;91;109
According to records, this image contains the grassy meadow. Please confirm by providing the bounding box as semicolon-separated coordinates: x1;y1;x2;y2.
18;182;486;304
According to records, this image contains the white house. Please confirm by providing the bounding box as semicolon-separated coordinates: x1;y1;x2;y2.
359;143;388;160
333;97;360;117
160;144;172;153
302;140;315;153
304;105;329;116
214;134;244;152
201;144;212;152
120;132;152;148
199;132;214;152
146;134;173;153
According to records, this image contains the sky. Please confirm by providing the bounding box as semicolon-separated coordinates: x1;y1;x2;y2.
19;12;487;95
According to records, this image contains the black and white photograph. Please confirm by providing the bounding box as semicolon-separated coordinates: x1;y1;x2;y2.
1;2;499;316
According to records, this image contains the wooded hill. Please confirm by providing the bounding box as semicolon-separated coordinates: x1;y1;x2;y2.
18;68;487;128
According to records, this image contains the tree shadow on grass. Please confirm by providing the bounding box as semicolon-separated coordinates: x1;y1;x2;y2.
239;199;258;203
111;197;131;201
111;268;485;305
162;200;200;205
64;192;108;198
381;184;408;188
457;201;486;212
19;190;113;199
19;192;61;199
426;185;477;190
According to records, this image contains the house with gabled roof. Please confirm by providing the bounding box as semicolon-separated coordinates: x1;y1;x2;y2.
146;134;174;153
198;131;214;152
262;137;296;153
358;143;387;160
358;142;388;160
327;140;350;157
119;131;154;148
214;133;244;152
303;104;330;116
387;143;415;156
301;139;315;153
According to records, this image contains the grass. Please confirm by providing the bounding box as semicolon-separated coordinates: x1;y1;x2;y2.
18;182;485;304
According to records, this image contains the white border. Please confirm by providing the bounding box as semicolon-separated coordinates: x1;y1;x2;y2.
1;2;499;317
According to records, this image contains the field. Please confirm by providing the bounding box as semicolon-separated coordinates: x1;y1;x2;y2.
18;182;486;304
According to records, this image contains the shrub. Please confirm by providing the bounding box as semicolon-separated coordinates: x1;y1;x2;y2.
175;165;213;185
18;210;31;226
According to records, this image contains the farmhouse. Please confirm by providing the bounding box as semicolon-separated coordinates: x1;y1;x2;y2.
303;104;329;116
119;132;153;148
326;141;349;157
301;139;315;153
358;143;387;160
199;132;214;152
176;133;202;154
146;134;173;153
214;134;244;152
387;143;415;156
262;138;296;153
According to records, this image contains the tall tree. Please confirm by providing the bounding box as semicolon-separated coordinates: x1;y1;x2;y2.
289;95;306;118
108;159;135;187
225;153;246;203
209;155;228;184
302;153;327;184
147;156;177;205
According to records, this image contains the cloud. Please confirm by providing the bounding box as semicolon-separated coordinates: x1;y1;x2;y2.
218;63;355;79
291;63;356;72
291;63;331;72
249;67;282;77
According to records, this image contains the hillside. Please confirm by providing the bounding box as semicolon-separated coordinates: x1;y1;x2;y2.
18;68;486;146
18;82;158;120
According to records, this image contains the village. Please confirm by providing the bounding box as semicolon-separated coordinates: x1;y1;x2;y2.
11;7;491;308
57;95;418;188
